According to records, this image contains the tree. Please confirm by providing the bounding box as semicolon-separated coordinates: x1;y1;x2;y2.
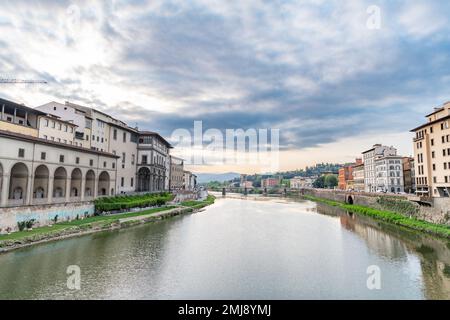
313;176;325;188
324;175;338;189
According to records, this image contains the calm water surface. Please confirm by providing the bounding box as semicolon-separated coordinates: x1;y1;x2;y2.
1;194;450;299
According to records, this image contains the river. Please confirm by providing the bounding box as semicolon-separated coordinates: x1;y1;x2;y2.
0;194;449;299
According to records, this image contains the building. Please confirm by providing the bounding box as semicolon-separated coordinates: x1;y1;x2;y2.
362;144;397;193
353;163;365;192
137;132;172;193
411;101;450;198
261;177;280;188
403;157;416;194
169;156;185;191
290;176;315;189
375;155;404;193
241;181;253;189
0;98;118;207
183;171;197;191
338;159;362;191
36;101;140;194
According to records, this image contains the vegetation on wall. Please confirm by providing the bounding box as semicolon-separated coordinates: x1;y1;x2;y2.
376;196;419;216
303;195;450;239
95;193;174;213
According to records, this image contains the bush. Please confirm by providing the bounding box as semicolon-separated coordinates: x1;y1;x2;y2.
94;193;174;213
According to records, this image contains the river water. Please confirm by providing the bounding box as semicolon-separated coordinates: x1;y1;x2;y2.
0;194;449;300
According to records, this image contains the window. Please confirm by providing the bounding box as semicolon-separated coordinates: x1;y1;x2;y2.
43;135;48;140
431;139;434;146
76;157;80;164
51;121;55;128
122;152;126;164
121;177;124;187
41;152;46;160
123;132;127;143
112;162;115;169
101;138;104;143
18;148;25;158
142;155;148;164
433;164;436;171
104;161;107;168
131;178;134;187
64;125;67;132
57;123;61;130
132;154;135;165
44;119;49;127
59;155;64;163
113;129;117;140
90;159;94;166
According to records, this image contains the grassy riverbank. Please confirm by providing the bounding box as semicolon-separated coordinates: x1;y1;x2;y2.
303;195;450;238
0;195;216;251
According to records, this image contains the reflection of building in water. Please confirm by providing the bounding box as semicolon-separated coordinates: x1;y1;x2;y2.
339;214;408;260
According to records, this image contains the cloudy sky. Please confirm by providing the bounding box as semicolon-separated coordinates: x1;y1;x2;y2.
1;0;450;173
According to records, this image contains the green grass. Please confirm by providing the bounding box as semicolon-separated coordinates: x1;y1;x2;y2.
59;206;176;226
0;225;69;241
0;194;215;248
303;195;450;239
181;195;215;207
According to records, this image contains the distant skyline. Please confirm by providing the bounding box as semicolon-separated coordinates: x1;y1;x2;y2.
1;0;449;173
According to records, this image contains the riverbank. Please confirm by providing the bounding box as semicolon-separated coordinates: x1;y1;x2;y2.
0;195;215;253
302;195;450;239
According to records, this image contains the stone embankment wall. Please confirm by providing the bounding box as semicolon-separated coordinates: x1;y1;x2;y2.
0;202;94;233
295;189;450;225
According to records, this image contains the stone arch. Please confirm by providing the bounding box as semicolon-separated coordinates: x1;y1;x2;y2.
85;170;95;197
33;165;49;199
98;171;110;196
347;195;354;205
138;167;151;192
70;168;82;198
53;167;67;198
9;162;29;202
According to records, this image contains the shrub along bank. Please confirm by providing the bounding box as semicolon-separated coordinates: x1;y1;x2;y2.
303;195;450;239
95;192;174;213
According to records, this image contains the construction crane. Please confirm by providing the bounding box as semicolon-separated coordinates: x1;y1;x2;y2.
0;79;48;84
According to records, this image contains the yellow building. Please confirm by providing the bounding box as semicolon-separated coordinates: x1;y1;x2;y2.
411;101;450;198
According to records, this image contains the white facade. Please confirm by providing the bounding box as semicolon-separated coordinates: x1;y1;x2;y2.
375;156;404;193
0;130;117;208
37;101;141;194
290;176;315;189
363;144;397;192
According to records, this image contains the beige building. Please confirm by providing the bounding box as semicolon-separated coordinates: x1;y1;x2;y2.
169;156;184;191
411;101;450;198
353;163;365;192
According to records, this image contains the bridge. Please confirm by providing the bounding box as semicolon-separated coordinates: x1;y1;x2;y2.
210;187;290;196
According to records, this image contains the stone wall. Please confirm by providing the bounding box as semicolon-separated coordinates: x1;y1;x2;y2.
296;188;450;225
0;202;94;233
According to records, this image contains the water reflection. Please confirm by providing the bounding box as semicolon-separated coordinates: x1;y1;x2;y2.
316;202;450;299
0;196;449;299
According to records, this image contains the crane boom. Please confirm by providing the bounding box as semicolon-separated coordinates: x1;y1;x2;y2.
0;79;48;84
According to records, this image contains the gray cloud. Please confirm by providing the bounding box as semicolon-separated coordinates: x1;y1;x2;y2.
1;0;450;151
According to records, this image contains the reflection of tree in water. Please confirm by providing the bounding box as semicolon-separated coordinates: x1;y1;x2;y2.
317;202;450;299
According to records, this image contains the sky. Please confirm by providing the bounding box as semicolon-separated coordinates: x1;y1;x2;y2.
0;0;450;174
